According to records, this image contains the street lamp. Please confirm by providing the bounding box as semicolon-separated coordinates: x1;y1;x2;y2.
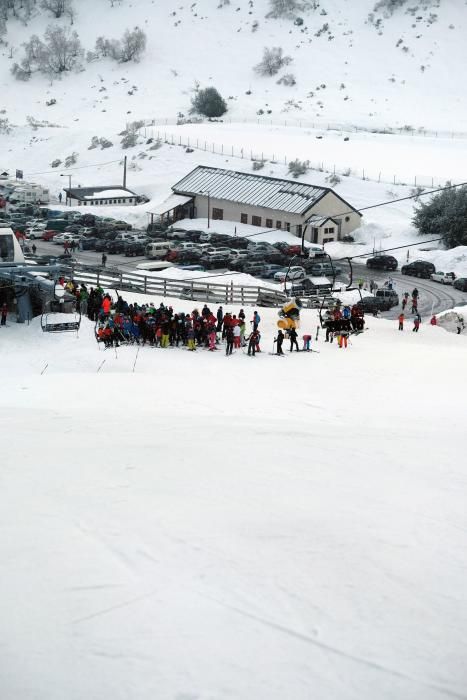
200;190;210;229
60;173;72;206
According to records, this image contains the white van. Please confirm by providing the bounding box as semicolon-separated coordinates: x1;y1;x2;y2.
146;241;171;259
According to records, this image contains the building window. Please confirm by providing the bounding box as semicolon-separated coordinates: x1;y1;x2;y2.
252;215;262;227
265;218;273;228
296;224;302;236
285;222;290;232
240;213;248;224
345;216;350;222
323;237;335;244
324;227;335;234
213;207;224;220
276;221;282;229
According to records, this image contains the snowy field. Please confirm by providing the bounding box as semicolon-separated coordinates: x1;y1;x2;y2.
1;300;467;700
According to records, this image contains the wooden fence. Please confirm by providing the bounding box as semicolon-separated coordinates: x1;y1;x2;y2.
71;265;287;307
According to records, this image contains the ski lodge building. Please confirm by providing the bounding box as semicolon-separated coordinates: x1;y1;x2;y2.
152;166;362;244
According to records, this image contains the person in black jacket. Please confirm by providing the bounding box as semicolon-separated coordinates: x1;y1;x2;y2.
216;306;223;333
276;329;285;355
288;327;299;352
225;325;234;355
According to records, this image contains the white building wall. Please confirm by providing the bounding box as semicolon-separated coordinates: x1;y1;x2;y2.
307;192;362;238
194;192;361;243
70;197;136;207
195;196;304;231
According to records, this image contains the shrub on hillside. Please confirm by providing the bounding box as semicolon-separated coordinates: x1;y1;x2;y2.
254;47;292;76
191;87;227;118
413;185;467;248
288;159;309;177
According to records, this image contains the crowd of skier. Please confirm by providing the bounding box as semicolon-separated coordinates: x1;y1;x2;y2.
46;278;464;354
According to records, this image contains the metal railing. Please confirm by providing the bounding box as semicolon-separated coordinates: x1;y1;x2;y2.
70;265;287;307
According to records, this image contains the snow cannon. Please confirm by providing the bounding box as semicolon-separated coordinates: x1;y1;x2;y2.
277;298;302;330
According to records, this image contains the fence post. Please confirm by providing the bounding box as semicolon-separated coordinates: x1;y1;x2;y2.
362;169;365;180
221;144;223;154
212;143;215;153
171;134;174;145
163;280;166;297
393;175;396;185
144;276;147;294
205;141;207;151
378;172;381;183
414;175;417;186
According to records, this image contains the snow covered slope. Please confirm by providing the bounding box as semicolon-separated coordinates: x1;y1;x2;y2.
0;0;466;133
1;305;467;700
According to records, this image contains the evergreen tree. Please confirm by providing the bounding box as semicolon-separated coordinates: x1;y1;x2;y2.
191;87;227;118
413;185;467;248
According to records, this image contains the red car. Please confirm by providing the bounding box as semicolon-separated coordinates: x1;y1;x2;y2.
284;245;302;256
42;230;59;241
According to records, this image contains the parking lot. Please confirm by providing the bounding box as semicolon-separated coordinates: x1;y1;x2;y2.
6;206;467;317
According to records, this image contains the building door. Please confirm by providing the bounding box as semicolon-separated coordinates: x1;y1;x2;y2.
212;208;224;220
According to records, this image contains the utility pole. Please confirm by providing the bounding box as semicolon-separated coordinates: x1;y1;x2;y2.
123;155;127;189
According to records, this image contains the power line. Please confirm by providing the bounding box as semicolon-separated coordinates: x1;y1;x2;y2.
27;159;122;177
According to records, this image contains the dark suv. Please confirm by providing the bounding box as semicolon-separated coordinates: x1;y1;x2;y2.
356;296;394;313
366;255;398;271
401;260;435;278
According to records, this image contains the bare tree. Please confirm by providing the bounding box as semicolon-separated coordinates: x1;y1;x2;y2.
12;24;83;79
267;0;310;19
40;0;74;20
89;27;147;63
254;46;292;76
119;27;146;62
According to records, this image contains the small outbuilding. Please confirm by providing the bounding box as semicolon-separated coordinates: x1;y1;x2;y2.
63;186;139;207
166;166;362;244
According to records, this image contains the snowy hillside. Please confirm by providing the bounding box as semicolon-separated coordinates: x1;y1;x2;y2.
0;0;466;133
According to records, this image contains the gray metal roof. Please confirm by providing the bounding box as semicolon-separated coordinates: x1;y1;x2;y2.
172;166;329;215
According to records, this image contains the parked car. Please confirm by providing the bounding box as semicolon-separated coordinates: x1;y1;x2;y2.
166;228;189;240
243;261;266;277
106;240;126;254
284;245;303;256
26;227;46;240
94;239;109;252
203;253;230;269
229;237;250;249
113;220;132;231
42;230;60;241
79;237;97;251
430;271;456;285
274;266;306;282
146;241;171;259
262;264;284;279
53;233;81;245
115;232;135;242
453;278;467;292
356;295;394;313
124;241;146;257
229;249;249;262
375;289;399;307
366;255;398;271
400;260;435;278
308;261;343;277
